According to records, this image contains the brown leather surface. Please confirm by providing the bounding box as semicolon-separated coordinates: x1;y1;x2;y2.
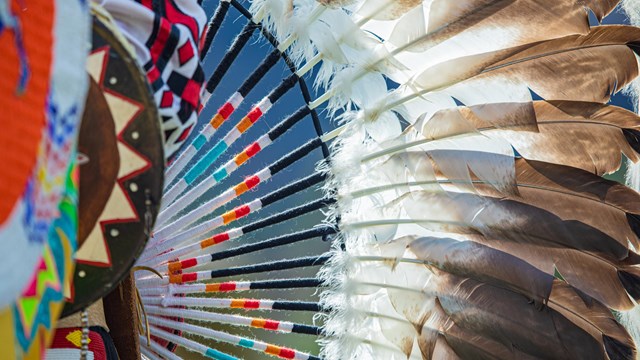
103;273;140;360
77;77;119;248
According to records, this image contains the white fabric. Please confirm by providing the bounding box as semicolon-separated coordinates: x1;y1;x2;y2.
46;349;95;360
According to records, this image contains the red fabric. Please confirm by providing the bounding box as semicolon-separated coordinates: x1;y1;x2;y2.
212;232;230;244
247;107;263;123
243;300;260;309
180;258;198;269
280;348;296;359
263;320;280;330
245;142;262;157
181;272;197;282
181;79;201;108
235;205;251;218
219;102;235;119
177;41;195;65
245;175;260;190
218;282;236;291
160;90;174;108
149;18;173;63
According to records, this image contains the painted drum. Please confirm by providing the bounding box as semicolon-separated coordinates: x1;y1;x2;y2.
62;13;164;317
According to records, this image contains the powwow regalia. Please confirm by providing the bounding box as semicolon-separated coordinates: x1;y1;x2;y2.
0;0;88;357
6;0;640;359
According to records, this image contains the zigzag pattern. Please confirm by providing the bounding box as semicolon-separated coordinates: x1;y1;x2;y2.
13;169;77;351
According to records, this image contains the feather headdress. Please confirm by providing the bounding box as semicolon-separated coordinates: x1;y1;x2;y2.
128;0;640;359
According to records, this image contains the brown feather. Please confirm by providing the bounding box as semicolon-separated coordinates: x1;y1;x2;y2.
414;101;640;175
387;151;640;251
408;0;590;51
397;191;630;261
480;26;640;103
434;312;535;360
406;236;635;355
549;280;636;360
515;158;640;213
415;26;640;102
394;190;640;309
474;235;637;310
357;237;634;357
476;158;640;250
434;272;605;359
384;0;607;88
490;102;640;175
405;236;554;304
453;160;640;308
410;102;539;137
391;154;640;251
417;297;536;359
